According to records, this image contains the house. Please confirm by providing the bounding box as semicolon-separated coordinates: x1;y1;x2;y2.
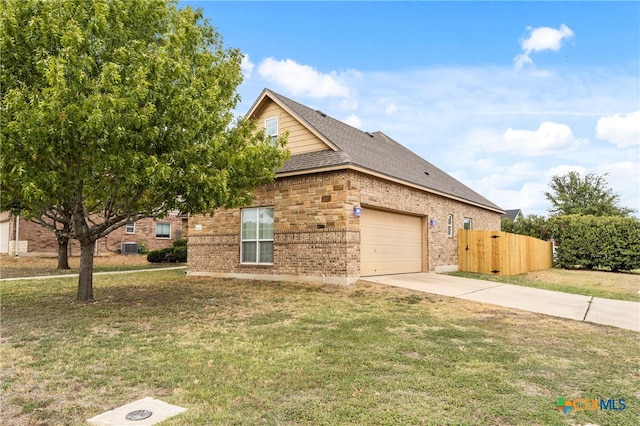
501;209;524;222
187;89;503;284
0;211;184;256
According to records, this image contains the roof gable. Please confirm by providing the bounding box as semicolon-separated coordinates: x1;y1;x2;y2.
252;89;503;213
248;91;338;154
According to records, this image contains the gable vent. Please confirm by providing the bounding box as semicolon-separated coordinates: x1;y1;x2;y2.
315;110;327;117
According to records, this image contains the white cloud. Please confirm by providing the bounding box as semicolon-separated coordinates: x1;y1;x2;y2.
514;24;574;70
503;122;581;156
596;110;640;148
342;114;362;128
257;57;351;98
241;54;254;78
467;122;581;157
596;161;640;212
385;102;398;115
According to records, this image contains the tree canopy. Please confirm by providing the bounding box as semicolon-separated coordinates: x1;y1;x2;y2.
544;171;633;217
1;0;289;301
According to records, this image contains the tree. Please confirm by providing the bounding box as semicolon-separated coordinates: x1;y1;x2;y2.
501;214;550;241
1;193;73;269
1;0;289;302
545;171;633;217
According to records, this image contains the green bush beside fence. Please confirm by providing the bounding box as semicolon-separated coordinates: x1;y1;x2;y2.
548;215;640;272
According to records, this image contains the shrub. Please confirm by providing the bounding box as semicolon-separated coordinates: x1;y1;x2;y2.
548;215;640;272
147;243;187;263
172;239;187;247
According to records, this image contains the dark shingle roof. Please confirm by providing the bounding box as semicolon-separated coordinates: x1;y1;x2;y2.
501;209;523;221
265;89;502;212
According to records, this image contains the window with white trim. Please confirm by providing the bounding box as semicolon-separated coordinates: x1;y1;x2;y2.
125;222;135;234
155;222;171;239
447;214;453;237
265;117;278;143
241;207;274;264
463;218;473;230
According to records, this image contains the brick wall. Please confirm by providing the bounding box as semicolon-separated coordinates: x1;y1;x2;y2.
353;171;500;271
188;171;359;284
188;169;501;282
0;212;183;255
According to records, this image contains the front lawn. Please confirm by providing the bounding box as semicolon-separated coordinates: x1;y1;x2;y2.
0;253;173;279
1;270;638;425
451;268;640;302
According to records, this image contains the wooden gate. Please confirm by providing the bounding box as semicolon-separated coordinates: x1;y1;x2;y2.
458;230;552;275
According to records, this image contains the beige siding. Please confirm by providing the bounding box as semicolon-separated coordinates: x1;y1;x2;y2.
255;100;331;155
360;208;422;275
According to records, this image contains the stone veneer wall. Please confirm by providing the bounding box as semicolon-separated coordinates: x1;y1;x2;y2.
188;171;360;284
188;169;501;282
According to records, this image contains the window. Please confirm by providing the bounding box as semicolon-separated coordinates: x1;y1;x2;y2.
447;214;453;237
155;222;171;239
463;218;473;230
241;207;274;264
125;222;135;234
265;117;278;143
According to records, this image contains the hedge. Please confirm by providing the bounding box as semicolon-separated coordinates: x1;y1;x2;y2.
547;215;640;272
147;240;187;263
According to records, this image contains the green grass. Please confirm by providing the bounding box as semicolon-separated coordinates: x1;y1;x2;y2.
450;269;640;302
1;271;638;425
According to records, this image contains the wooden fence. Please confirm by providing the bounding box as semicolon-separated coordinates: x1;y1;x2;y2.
458;230;553;275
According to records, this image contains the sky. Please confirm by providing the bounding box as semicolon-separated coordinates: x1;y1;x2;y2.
183;1;639;217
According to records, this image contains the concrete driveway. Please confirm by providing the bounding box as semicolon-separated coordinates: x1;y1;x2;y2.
362;273;640;332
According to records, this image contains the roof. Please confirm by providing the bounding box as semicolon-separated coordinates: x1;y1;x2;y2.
501;209;523;221
250;89;503;213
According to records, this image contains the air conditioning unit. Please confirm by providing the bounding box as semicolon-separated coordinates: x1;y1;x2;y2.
121;242;138;254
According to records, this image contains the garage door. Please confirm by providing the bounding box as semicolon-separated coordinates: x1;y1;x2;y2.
360;209;423;276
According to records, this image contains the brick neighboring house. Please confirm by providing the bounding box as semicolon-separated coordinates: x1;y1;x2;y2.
188;89;504;284
0;211;184;256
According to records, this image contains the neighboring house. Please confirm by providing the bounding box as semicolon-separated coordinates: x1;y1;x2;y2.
188;89;504;284
0;211;184;256
501;209;524;222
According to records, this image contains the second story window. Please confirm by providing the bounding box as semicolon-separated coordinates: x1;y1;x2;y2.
265;117;278;143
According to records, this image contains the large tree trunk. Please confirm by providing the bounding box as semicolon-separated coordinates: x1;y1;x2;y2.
77;240;95;302
56;236;70;270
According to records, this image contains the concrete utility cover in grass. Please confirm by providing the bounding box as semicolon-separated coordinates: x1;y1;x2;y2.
87;397;186;425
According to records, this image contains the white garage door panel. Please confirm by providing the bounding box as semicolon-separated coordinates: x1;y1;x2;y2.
361;209;422;276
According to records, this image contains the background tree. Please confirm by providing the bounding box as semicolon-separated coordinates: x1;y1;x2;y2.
1;193;73;269
545;171;633;217
501;214;550;241
1;0;289;302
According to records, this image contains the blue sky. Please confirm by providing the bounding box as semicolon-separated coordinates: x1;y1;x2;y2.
184;1;639;217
